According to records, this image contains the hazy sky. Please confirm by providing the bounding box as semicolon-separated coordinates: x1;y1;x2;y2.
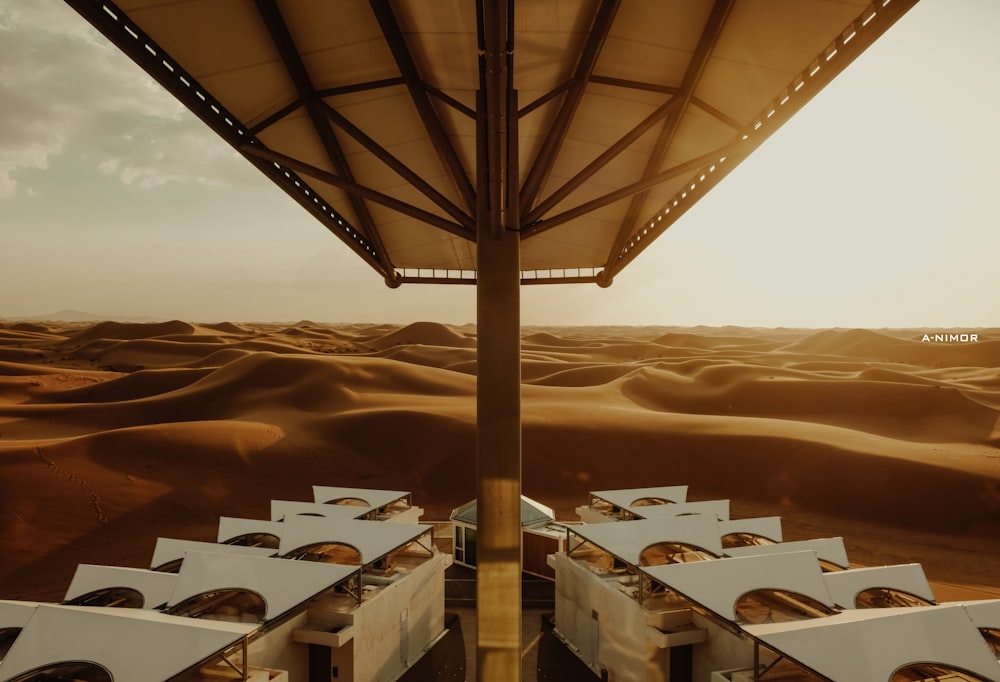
2;0;998;328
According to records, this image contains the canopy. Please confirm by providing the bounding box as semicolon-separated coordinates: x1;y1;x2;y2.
569;514;724;564
63;0;918;286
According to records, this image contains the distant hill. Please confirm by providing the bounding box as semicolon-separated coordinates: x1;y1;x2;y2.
1;309;160;323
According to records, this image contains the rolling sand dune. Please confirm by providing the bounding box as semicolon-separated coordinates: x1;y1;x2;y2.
0;321;997;603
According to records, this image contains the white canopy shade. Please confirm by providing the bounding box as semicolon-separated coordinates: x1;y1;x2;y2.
725;537;849;569
64;565;179;610
823;564;935;609
166;551;358;622
746;605;1000;682
0;604;252;682
569;514;723;565
277;517;432;565
641;550;836;622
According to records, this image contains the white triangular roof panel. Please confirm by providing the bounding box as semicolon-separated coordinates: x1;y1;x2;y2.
823;564;935;609
149;537;276;570
270;499;373;522
64;565;179;610
277;517;431;565
725;537;849;569
569;515;723;565
0;604;252;682
0;601;39;629
167;551;358;622
590;486;689;510
642;550;836;622
718;516;783;543
964;599;1000;630
746;605;1000;682
311;486;411;509
627;499;730;521
216;516;285;544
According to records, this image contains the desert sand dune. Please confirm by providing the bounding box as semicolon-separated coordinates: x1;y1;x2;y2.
0;320;997;603
361;320;477;351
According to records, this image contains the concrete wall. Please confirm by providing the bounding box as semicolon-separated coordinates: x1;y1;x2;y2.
690;613;754;682
352;551;447;682
247;611;311;681
552;553;671;681
553;553;765;682
244;551;446;682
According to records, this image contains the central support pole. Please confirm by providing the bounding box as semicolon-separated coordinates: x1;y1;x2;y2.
475;214;521;680
476;1;520;678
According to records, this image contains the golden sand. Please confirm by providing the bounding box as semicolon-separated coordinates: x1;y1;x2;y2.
1;321;997;601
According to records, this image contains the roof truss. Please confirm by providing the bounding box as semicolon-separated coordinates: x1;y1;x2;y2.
63;0;919;286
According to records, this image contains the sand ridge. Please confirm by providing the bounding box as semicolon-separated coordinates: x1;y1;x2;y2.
0;320;997;601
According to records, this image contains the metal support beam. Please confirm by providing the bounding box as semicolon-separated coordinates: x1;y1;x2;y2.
321;102;475;232
519;0;621;217
370;0;478;213
524;95;685;225
604;0;734;270
522;142;745;237
254;0;392;271
240;144;472;239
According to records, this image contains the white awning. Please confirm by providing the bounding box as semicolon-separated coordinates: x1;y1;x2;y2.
149;537;276;570
0;601;39;630
626;499;730;521
590;486;689;510
823;563;935;609
641;550;836;622
312;486;410;509
216;516;285;544
0;604;252;682
745;605;1000;682
964;599;1000;630
64;565;179;610
568;514;723;565
271;499;373;522
277;517;432;565
718;516;783;543
166;551;358;622
724;536;849;569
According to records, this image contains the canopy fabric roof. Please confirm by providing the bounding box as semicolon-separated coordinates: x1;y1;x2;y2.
276;517;432;564
569;514;724;564
641;550;836;621
590;485;689;509
64;564;179;609
724;536;849;569
271;499;374;522
311;485;411;509
216;516;286;544
64;0;918;286
744;605;1000;682
0;601;38;630
822;563;935;609
718;515;783;543
166;551;358;622
625;498;730;521
149;537;277;570
965;599;1000;630
0;604;253;682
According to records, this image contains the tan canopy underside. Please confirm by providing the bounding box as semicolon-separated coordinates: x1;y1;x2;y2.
66;0;917;286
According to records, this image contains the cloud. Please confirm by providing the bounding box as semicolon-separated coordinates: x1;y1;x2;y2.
0;0;257;197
